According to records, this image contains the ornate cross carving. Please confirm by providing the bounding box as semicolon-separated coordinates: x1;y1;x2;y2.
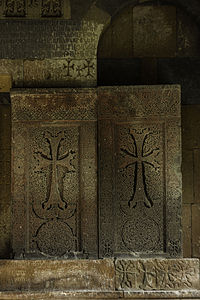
34;131;75;211
120;128;160;208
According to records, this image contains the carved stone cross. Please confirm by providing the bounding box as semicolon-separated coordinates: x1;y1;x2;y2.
120;128;160;208
34;131;75;212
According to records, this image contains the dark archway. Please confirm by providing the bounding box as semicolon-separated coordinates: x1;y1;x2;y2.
97;0;200;105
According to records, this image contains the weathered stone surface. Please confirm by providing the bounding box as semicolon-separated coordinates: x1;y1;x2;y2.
0;60;23;87
0;0;71;19
192;204;200;258
98;85;182;258
0;20;101;60
115;259;200;290
123;289;200;298
0;259;115;291
0;74;11;92
132;6;176;57
23;58;96;87
193;150;200;204
183;204;192;258
177;8;200;57
182;150;194;204
112;7;132;58
158;59;200;105
11;89;97;259
182;105;200;150
0;104;11;258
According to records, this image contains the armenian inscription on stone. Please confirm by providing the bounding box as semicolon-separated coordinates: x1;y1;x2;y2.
11;89;97;258
98;85;182;258
0;0;70;19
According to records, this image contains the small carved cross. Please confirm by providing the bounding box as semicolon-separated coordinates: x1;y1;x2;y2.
63;59;75;77
83;59;95;78
120;128;160;208
34;131;75;211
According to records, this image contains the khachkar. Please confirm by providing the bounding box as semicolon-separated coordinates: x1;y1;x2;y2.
98;85;182;258
11;88;97;258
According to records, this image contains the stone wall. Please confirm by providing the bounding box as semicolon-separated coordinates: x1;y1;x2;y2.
0;0;200;260
182;106;200;259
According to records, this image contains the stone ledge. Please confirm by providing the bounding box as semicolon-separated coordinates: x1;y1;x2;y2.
0;259;199;298
0;290;200;300
0;260;115;292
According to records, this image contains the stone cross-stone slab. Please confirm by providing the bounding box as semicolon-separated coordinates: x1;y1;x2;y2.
11;88;97;259
98;85;182;258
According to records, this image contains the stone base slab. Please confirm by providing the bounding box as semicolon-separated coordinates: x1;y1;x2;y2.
0;290;200;300
0;260;115;292
0;259;199;298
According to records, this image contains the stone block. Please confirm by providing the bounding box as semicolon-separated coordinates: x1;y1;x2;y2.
182;204;192;257
112;7;132;58
177;8;200;57
133;5;176;57
0;259;115;291
0;104;11;149
182;150;194;204
115;259;200;290
98;85;182;258
193;149;200;204
23;58;97;87
182;105;200;150
98;26;112;59
0;74;11;92
192;204;200;258
158;59;200;105
0;291;122;299
11;89;97;259
0;60;23;87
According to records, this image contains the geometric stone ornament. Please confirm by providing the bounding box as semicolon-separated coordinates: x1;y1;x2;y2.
11;88;97;259
98;85;182;258
0;0;70;19
115;259;200;290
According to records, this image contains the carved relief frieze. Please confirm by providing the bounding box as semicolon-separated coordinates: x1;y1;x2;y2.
41;0;61;17
115;259;199;290
5;0;25;17
0;0;70;18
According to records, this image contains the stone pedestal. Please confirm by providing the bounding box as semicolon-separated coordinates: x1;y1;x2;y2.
0;259;199;299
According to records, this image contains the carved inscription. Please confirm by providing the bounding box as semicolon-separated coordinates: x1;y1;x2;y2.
29;127;79;257
115;259;199;290
5;0;25;17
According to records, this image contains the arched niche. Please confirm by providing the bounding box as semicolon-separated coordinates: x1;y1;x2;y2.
97;0;200;105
